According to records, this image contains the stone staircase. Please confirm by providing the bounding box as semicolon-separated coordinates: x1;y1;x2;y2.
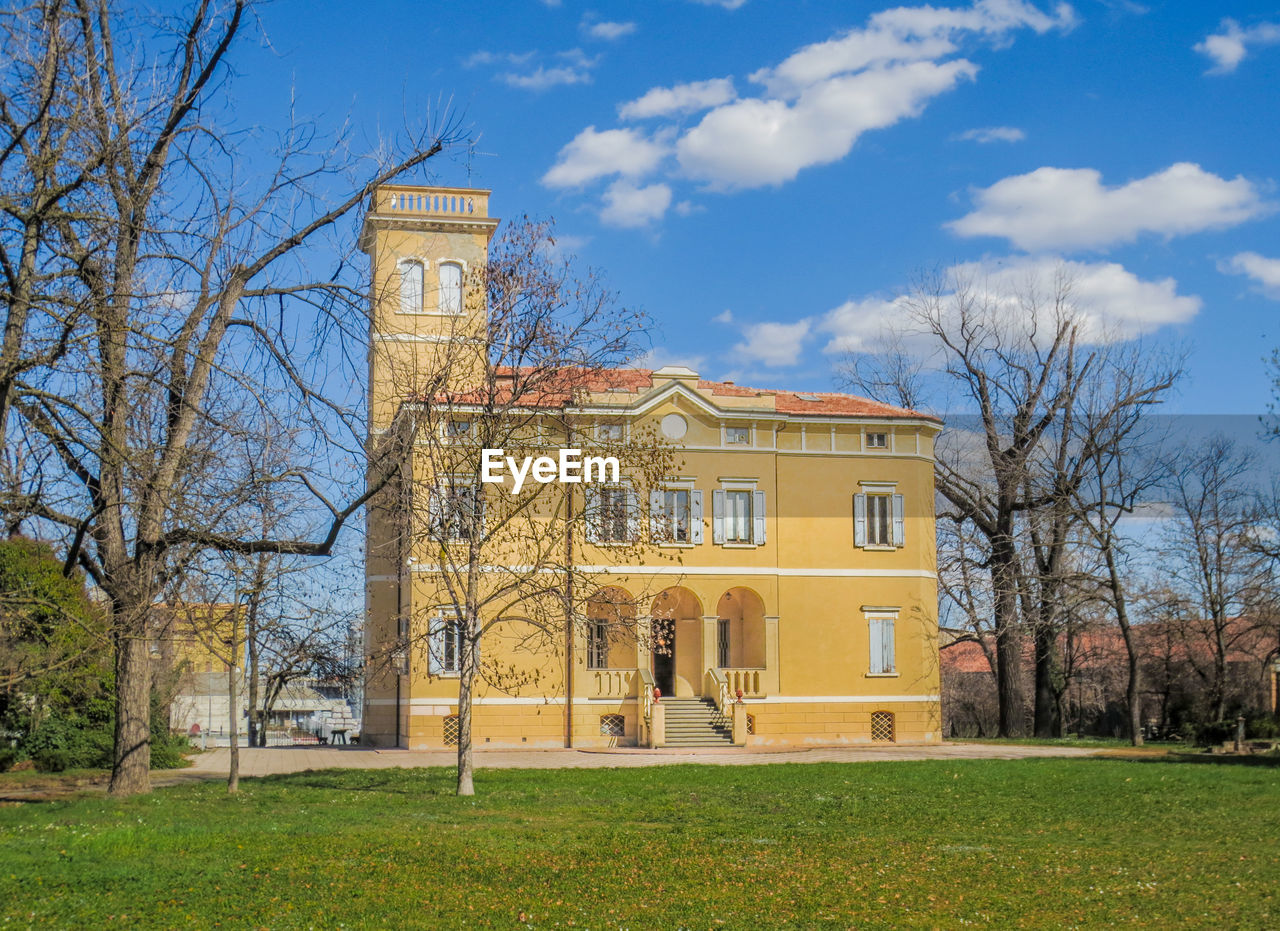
661;697;733;747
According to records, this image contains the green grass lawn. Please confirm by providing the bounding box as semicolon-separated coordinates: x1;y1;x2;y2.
1;758;1277;928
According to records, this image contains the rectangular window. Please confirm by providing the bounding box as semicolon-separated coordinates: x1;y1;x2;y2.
588;621;609;669
868;615;896;674
867;494;892;546
650;486;702;544
597;423;624;443
725;425;750;445
724;489;753;543
433;481;483;542
662;489;690;543
444;419;471;440
430;607;462;676
595;486;630;543
717;618;731;668
866;432;888;449
854;491;904;548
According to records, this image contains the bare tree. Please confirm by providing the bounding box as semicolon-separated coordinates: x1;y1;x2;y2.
385;219;675;796
1159;436;1272;722
841;269;1088;736
5;0;461;795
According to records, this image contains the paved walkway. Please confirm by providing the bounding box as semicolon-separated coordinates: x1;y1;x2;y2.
162;741;1103;786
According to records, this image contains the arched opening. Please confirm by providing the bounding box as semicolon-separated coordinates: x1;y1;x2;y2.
649;586;702;697
438;261;462;314
715;587;766;669
397;259;423;313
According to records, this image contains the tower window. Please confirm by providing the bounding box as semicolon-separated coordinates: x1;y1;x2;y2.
398;259;423;313
439;261;462;315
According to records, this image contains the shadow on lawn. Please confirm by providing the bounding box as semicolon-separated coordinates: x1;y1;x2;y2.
253;767;458;794
1108;751;1280;769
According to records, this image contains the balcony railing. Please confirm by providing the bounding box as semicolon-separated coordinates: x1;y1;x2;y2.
372;186;489;219
720;667;766;699
587;668;637;700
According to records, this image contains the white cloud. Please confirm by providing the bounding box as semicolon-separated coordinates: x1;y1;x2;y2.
637;347;708;371
948;162;1271;251
956;125;1025;143
1195;19;1280;74
465;50;536;68
688;0;749;9
819;296;914;354
713;309;734;324
583;19;637;41
674;200;703;216
501;66;592;91
678;59;977;189
751;1;1074;98
1222;252;1280;298
675;0;1072;189
734;320;812;367
599;180;673;228
819;257;1200;354
500;49;601;91
619;78;737;120
542;127;670;188
547;0;1076;220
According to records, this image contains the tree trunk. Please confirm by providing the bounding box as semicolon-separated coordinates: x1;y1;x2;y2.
991;535;1025;738
227;652;239;794
108;628;152;796
1033;624;1061;738
456;631;476;797
247;603;260;748
564;479;575;749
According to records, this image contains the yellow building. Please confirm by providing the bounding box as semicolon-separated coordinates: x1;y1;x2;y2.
361;185;942;749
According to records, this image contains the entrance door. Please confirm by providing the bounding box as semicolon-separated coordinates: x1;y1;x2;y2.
652;617;675;695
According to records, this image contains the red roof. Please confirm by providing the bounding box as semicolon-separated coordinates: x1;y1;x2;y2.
420;367;938;422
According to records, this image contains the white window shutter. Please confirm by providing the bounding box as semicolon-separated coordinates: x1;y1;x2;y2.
428;484;444;536
752;490;767;545
690;490;704;544
892;494;905;546
868;618;883;674
626;488;640;542
584;487;600;544
649;489;663;541
854;494;867;547
882;617;895;673
712;489;726;544
427;616;442;675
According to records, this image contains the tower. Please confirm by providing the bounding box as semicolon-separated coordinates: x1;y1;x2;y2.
360;185;499;746
360;185;500;432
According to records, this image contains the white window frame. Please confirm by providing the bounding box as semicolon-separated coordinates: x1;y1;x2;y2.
650;480;702;546
587;619;609;670
430;478;485;543
428;605;463;677
595;422;626;444
397;258;425;314
437;259;465;315
854;482;904;550
712;479;765;547
441;418;473;442
865;609;898;677
585;482;638;546
863;429;892;452
722;423;752;447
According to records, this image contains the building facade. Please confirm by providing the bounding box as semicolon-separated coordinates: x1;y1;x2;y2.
361;185;943;749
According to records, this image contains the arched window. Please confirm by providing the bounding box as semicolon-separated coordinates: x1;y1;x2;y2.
439;261;462;315
398;259;423;313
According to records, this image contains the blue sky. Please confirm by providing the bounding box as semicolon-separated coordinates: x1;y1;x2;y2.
239;0;1280;413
